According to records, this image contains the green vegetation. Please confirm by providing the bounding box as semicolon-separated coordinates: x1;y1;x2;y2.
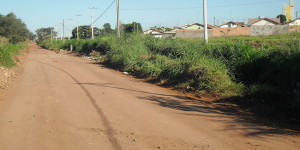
69;22;143;39
124;22;143;34
0;12;31;68
38;33;300;108
36;27;56;41
277;14;287;24
0;37;28;68
71;26;100;39
0;13;34;43
102;23;113;35
0;36;9;45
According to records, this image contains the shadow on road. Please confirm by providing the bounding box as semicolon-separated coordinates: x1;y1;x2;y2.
78;82;299;138
37;61;122;150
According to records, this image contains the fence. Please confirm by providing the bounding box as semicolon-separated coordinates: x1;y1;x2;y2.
174;25;299;39
289;25;300;33
213;27;250;37
175;29;213;39
250;25;289;36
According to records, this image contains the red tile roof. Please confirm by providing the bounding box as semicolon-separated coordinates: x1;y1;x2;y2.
248;18;281;25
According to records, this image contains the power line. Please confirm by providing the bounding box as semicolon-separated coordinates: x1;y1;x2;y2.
121;0;283;11
90;0;116;26
62;25;72;32
63;19;65;43
56;25;62;33
122;7;200;11
66;19;72;40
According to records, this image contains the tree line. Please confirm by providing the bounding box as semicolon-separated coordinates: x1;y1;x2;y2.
36;22;142;41
0;13;35;43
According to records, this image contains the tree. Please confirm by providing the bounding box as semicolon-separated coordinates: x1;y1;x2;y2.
71;26;100;39
29;32;37;41
35;27;56;41
103;23;112;35
277;14;287;24
150;26;163;32
115;20;126;33
124;22;142;34
165;28;173;32
0;12;32;43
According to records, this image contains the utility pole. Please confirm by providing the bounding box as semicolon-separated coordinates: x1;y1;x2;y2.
214;16;216;26
203;0;208;43
51;28;53;44
89;7;97;39
60;23;63;41
55;25;58;41
63;19;65;43
67;19;72;40
116;0;120;43
76;15;81;40
133;21;135;33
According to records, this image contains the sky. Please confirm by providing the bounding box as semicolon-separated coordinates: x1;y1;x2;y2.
0;0;299;35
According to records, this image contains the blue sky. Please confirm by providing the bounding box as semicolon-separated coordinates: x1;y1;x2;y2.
0;0;298;34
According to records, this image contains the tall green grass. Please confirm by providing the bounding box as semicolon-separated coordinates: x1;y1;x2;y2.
0;40;27;68
38;33;300;105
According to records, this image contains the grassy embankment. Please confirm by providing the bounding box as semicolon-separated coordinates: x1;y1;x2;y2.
0;36;28;68
38;33;300;109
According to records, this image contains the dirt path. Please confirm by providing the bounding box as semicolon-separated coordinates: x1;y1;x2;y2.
0;43;299;150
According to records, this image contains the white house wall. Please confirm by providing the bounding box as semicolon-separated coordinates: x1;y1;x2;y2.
220;25;228;28
220;24;237;28
290;20;300;25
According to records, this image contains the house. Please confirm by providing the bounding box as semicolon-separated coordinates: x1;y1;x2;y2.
163;30;176;38
289;18;300;25
182;23;215;30
248;18;281;26
220;21;245;28
143;29;164;38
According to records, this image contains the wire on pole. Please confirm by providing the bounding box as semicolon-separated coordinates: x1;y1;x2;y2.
63;19;65;43
66;19;72;40
121;0;283;11
89;0;116;27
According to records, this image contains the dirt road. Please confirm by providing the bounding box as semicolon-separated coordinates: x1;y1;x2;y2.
0;43;299;150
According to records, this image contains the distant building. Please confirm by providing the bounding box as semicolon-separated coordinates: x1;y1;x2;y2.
182;23;215;30
143;29;164;38
248;18;281;26
290;0;295;21
220;21;245;28
289;18;300;25
283;0;295;22
283;3;288;20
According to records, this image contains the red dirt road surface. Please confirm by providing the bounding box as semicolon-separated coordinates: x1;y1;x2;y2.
0;43;299;150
